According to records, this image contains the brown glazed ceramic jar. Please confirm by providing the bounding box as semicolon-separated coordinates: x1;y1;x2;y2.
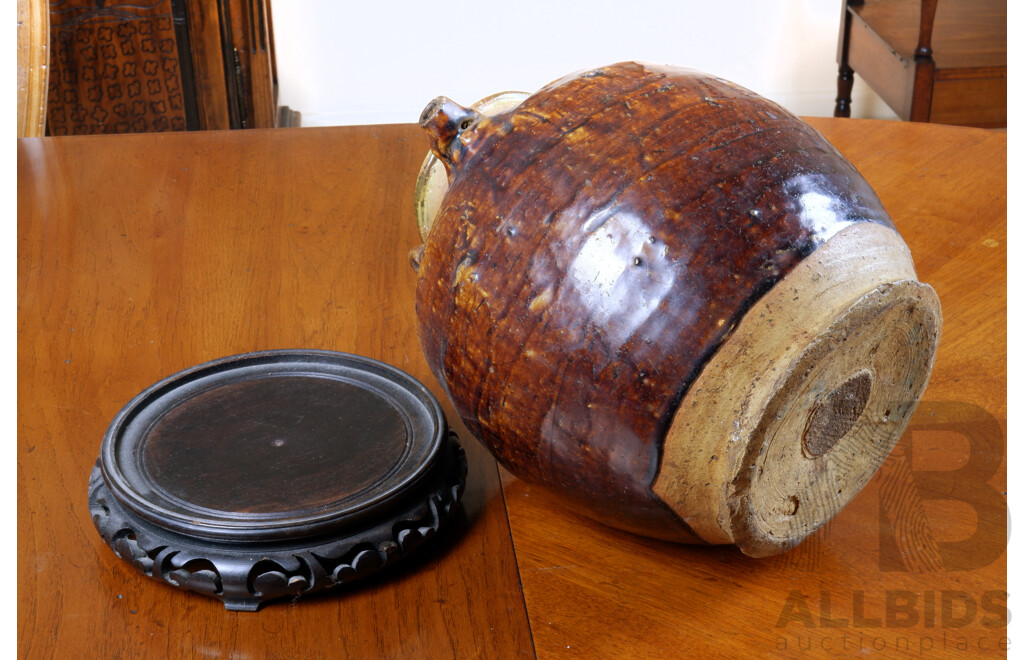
413;62;941;556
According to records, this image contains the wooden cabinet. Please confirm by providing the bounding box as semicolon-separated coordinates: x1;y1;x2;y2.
835;0;1006;128
45;0;295;135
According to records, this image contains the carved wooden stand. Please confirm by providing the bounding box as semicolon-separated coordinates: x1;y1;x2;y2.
88;350;466;611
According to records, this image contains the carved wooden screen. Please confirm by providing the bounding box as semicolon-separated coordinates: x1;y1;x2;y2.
46;0;279;134
47;0;198;134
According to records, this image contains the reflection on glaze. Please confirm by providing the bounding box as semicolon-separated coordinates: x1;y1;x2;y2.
567;211;676;345
415;62;894;541
787;173;863;243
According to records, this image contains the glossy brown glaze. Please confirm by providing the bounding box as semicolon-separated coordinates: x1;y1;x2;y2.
416;62;895;541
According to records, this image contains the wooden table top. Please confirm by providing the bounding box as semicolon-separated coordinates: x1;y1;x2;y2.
18;117;1006;659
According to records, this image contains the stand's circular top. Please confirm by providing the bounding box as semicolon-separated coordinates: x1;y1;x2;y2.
99;350;447;543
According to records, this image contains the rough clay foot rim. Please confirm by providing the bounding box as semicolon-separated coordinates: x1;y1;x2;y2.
89;350;468;610
656;222;941;556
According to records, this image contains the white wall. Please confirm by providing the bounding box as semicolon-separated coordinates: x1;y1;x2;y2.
271;0;897;127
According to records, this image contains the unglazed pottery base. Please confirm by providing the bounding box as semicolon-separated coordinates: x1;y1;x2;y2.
654;222;941;556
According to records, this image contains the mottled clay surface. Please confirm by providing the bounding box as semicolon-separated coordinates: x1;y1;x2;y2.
416;62;894;540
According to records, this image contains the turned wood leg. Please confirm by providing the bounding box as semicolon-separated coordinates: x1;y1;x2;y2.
835;64;854;117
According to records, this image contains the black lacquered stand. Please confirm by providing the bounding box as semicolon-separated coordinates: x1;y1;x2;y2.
88;350;466;611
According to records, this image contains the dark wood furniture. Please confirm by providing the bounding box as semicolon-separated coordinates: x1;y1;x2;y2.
835;0;1006;127
18;119;1006;657
45;0;290;135
89;350;467;611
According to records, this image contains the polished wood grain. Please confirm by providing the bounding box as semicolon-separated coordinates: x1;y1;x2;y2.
17;126;533;658
18;117;1005;658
